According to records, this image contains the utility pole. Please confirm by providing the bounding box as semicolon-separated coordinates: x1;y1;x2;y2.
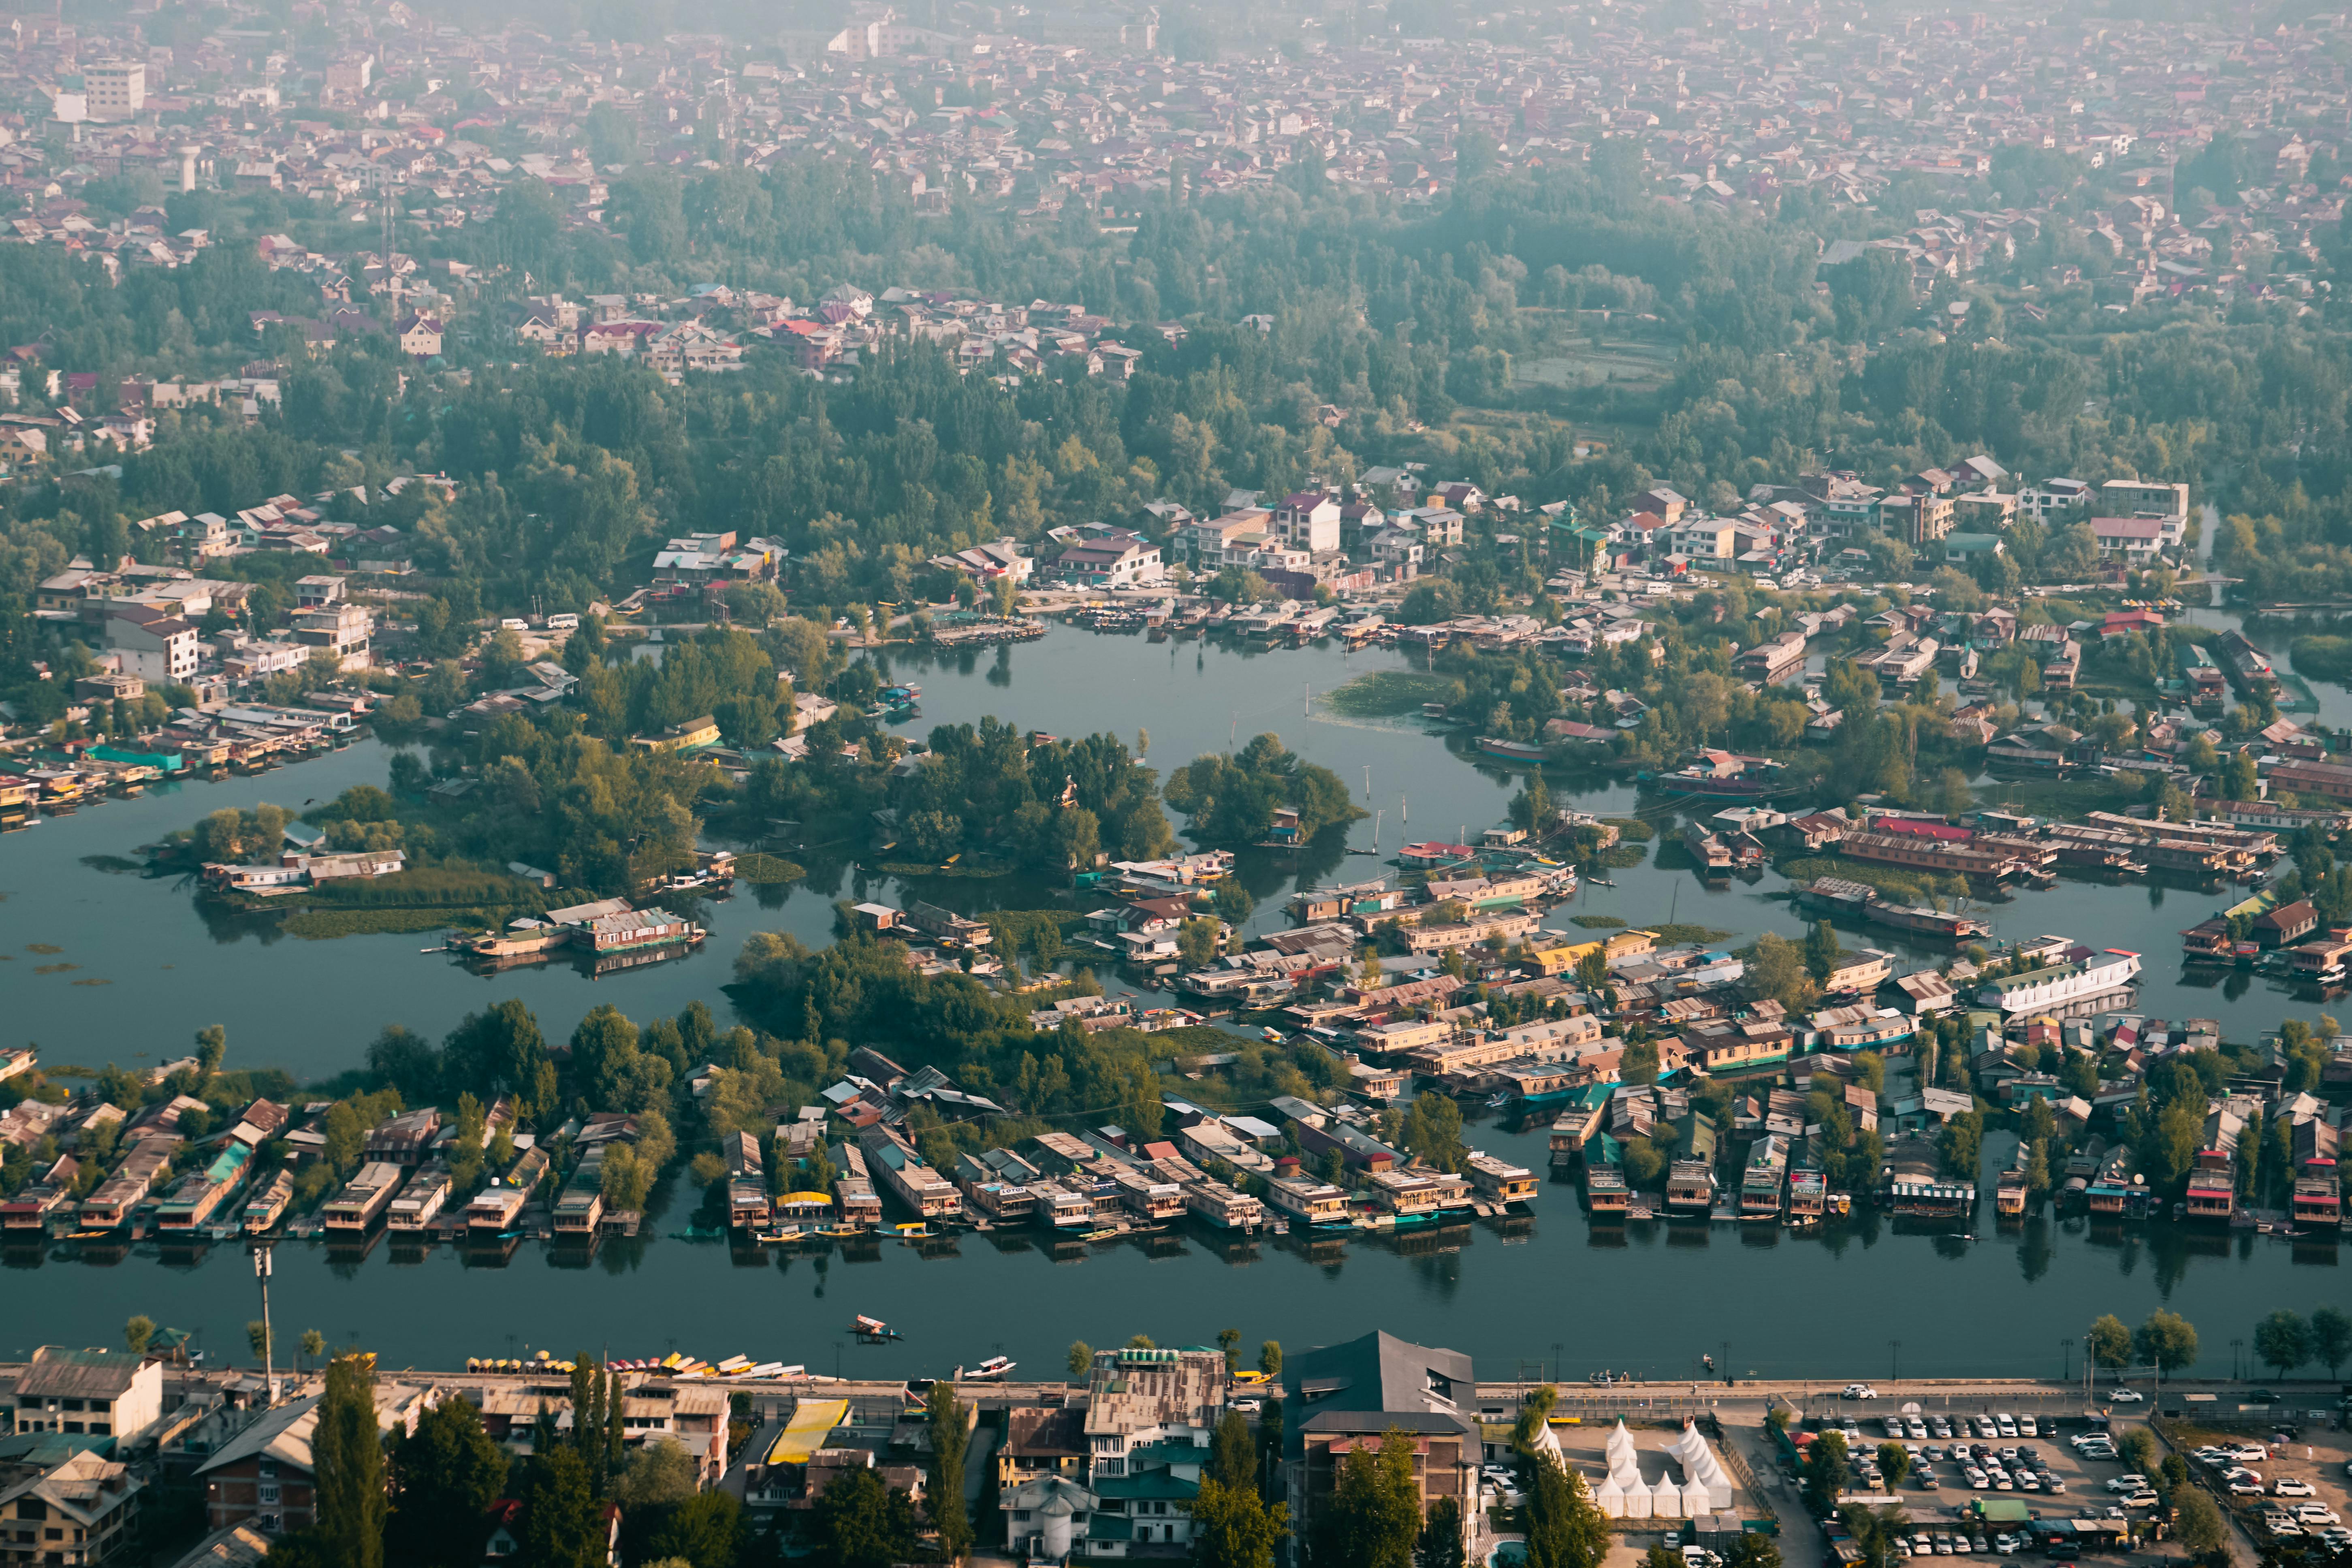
251;1245;276;1404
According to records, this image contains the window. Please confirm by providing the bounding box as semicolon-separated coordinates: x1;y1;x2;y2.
60;1400;83;1413
258;1461;277;1480
259;1487;280;1506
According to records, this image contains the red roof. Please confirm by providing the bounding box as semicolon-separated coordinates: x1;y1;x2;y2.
1871;816;1972;841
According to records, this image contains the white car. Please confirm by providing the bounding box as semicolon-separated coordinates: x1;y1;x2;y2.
1908;1419;1927;1440
2121;1491;2160;1508
2107;1389;2143;1404
2265;1518;2307;1538
1995;1414;2018;1437
1844;1384;1879;1400
2229;1478;2267;1497
2296;1505;2343;1527
2017;1417;2037;1437
2275;1479;2317;1498
2107;1476;2149;1493
2230;1443;2271;1462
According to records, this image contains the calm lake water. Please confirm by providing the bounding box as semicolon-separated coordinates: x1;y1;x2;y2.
0;622;2339;1376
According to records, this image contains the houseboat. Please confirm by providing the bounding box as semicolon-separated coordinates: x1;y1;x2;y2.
1466;1152;1539;1208
322;1161;406;1233
1646;750;1797;800
1995;1167;2029;1218
553;1152;608;1237
1584;1164;1631;1217
1683;824;1736;877
2182;1156;2235;1222
241;1170;295;1234
1264;1172;1352;1228
1739;1136;1789;1221
2;1182;74;1234
1475;737;1548;765
1665;1159;1718;1217
387;1165;453;1231
465;1147;550;1233
1887;1180;1975;1219
1183;1181;1266;1231
1974;948;2142;1016
1785;1168;1827;1225
1367;1168;1473;1225
156;1143;252;1233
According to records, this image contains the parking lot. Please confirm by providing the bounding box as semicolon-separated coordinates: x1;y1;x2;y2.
2163;1418;2352;1558
1797;1400;2195;1564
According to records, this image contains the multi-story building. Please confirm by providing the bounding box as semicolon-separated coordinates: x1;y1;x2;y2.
1281;1332;1477;1563
81;61;146;120
10;1348;164;1442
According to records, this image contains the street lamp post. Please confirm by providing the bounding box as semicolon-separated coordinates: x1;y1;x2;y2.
250;1245;275;1404
2231;1338;2244;1382
1722;1342;1731;1389
2060;1340;2071;1385
1891;1340;1902;1381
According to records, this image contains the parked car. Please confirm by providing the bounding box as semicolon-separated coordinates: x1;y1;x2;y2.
2018;1417;2038;1437
2228;1478;2267;1497
2295;1505;2342;1527
2107;1476;2149;1493
1844;1384;1879;1400
2276;1479;2317;1498
2121;1491;2161;1508
2264;1517;2306;1538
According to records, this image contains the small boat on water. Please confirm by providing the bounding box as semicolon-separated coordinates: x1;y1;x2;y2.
958;1355;1017;1381
852;1315;903;1340
1475;736;1548;764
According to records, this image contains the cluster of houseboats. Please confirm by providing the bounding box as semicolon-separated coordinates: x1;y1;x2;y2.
1;699;366;828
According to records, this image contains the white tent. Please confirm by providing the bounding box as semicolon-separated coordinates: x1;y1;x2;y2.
1595;1475;1626;1519
1650;1477;1682;1519
1620;1476;1652;1519
1683;1478;1714;1516
1606;1419;1638;1465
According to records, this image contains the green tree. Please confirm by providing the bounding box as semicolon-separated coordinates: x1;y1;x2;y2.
517;1447;602;1568
615;1440;698;1508
1803;1430;1850;1515
642;1491;744;1568
2173;1488;2226;1557
1619;1038;1659;1086
1310;1427;1422;1568
1069;1341;1095;1378
1416;1497;1465;1568
2311;1306;2352;1375
1212;1411;1255;1491
389;1396;509;1567
927;1381;971;1559
1404;1092;1468;1173
2134;1310;2199;1374
124;1315;154;1356
809;1466;918;1568
1876;1444;1910;1488
1259;1341;1283;1379
2253;1310;2311;1377
314;1354;388;1568
1522;1451;1609;1568
2088;1315;2134;1370
1803;920;1839;983
1190;1474;1290;1568
1511;1386;1558;1457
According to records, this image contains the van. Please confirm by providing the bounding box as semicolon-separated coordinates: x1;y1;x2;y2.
547;614;580;631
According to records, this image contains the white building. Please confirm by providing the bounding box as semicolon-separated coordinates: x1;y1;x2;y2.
81;62;146;120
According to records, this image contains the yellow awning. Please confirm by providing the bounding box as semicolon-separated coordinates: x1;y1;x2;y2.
766;1399;851;1466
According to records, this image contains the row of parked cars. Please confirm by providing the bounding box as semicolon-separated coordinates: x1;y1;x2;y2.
2184;1441;2350;1552
1879;1412;2048;1444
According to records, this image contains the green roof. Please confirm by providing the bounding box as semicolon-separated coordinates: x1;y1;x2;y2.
1093;1472;1201;1501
